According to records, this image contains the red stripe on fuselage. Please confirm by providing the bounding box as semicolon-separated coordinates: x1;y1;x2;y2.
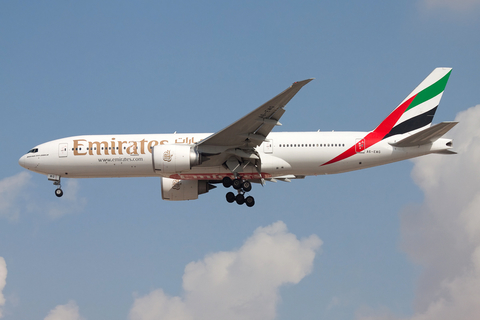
169;173;272;180
321;94;417;166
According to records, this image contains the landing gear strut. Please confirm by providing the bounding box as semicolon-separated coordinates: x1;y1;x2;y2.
48;174;63;198
223;177;255;207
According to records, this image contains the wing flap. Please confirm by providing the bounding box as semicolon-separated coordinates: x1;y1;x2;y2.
389;121;458;147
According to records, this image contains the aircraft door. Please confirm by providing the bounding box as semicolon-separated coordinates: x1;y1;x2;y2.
263;140;273;154
355;138;365;153
58;143;68;157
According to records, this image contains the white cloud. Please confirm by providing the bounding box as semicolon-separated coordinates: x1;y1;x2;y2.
0;257;84;320
0;257;6;318
358;105;480;320
130;289;192;320
0;172;31;221
129;221;322;320
43;300;84;320
0;172;86;220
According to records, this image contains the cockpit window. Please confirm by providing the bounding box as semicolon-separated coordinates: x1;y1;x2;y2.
27;148;39;153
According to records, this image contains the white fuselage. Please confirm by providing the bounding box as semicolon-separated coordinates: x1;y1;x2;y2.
18;131;452;180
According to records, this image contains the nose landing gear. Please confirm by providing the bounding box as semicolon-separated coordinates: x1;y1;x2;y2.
48;174;63;198
223;177;255;207
55;188;63;197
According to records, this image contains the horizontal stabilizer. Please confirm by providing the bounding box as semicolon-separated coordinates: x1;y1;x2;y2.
389;121;458;147
434;149;457;155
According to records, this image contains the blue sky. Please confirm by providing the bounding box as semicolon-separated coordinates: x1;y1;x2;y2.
1;1;480;319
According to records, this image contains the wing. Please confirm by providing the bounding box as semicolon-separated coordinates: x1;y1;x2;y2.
197;79;313;152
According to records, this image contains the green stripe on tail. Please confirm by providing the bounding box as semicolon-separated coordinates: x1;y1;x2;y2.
406;70;451;112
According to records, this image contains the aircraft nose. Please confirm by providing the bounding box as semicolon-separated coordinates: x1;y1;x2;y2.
18;155;26;168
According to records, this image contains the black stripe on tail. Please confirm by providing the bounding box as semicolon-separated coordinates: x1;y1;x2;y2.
383;106;438;140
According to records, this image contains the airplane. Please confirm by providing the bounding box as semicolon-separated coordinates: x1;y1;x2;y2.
19;68;457;207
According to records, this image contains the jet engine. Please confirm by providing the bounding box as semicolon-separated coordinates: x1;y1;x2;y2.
153;144;201;173
161;177;216;201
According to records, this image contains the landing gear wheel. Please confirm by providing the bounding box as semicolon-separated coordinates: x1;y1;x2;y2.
232;179;243;190
242;181;252;192
235;194;245;205
222;177;232;188
226;192;235;203
245;196;255;207
55;188;63;198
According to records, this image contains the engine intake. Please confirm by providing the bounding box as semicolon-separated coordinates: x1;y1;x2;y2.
153;144;201;173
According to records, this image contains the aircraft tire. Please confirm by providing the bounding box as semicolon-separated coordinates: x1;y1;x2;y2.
242;181;252;192
55;188;63;198
245;196;255;207
235;193;245;205
222;177;232;188
226;192;235;203
232;179;243;190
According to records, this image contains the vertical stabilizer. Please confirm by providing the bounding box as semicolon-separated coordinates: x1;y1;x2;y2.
378;68;452;139
322;68;453;166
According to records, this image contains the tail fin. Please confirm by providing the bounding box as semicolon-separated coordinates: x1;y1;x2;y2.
321;68;453;166
375;68;452;139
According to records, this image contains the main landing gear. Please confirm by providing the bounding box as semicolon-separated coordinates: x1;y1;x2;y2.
223;177;255;207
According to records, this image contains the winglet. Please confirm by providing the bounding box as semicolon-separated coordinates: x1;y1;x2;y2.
292;78;315;87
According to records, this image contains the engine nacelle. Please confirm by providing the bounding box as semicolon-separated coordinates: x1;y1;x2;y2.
161;177;215;201
153;144;201;173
